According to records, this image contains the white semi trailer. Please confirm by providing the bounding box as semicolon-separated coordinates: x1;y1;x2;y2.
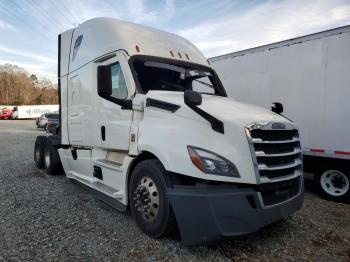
11;105;59;119
210;25;350;203
34;18;303;245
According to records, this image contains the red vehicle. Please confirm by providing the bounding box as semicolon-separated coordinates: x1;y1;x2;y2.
0;108;13;119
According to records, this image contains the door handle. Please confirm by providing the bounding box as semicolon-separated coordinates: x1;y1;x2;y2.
101;126;106;141
70;112;79;117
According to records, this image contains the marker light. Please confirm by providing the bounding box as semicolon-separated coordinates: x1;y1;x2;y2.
187;146;240;177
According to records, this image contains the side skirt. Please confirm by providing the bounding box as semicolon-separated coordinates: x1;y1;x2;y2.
70;178;127;212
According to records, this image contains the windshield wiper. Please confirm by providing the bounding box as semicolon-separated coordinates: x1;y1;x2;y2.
194;79;213;88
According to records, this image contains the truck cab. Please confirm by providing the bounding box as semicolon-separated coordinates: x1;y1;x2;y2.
34;18;303;245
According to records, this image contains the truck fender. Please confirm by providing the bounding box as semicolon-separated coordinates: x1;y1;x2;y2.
136;144;171;171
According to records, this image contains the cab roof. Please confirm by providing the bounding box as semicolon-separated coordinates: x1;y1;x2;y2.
60;17;208;76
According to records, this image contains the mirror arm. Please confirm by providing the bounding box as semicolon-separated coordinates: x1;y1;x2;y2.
100;95;132;110
184;91;224;134
120;99;133;110
186;103;224;134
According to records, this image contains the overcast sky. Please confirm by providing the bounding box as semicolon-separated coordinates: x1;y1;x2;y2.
0;0;350;82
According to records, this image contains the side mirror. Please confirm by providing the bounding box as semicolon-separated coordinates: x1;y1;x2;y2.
271;102;283;114
184;90;202;107
97;65;112;97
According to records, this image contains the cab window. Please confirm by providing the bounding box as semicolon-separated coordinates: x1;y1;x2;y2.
111;63;128;100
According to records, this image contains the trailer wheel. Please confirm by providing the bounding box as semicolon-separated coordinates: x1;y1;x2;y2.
43;137;62;175
129;159;177;238
316;169;350;203
34;136;47;169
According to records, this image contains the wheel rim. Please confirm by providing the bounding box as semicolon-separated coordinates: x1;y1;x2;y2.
44;149;51;168
133;176;159;222
320;170;349;197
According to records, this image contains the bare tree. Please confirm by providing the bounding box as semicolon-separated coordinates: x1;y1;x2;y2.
0;63;58;105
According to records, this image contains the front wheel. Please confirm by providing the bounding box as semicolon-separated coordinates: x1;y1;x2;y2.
316;169;350;203
129;159;177;238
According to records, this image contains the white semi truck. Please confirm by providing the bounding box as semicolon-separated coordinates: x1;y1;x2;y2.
34;18;303;245
210;25;350;203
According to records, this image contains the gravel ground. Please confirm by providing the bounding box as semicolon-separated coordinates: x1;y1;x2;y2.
0;120;349;261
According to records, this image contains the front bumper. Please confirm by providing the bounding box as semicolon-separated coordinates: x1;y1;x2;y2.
167;177;303;246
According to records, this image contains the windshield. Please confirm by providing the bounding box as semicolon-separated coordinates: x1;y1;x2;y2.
132;58;226;96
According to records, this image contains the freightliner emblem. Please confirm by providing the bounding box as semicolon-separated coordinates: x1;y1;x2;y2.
271;123;286;129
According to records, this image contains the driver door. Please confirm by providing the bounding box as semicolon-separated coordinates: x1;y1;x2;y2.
97;52;136;150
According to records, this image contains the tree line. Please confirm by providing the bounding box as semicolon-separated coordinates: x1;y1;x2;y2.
0;63;58;105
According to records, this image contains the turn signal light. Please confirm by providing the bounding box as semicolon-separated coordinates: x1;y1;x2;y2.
188;147;205;172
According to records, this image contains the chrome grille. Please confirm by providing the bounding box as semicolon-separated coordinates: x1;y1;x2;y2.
246;122;302;183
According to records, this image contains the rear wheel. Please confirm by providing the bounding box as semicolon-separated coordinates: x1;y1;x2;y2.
316;169;350;203
129;159;177;238
43;137;62;175
34;136;47;168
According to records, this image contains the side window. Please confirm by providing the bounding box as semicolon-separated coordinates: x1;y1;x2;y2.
111;63;128;100
72;35;83;61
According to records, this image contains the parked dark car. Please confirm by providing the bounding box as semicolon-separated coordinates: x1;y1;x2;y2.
36;113;59;128
45;114;60;135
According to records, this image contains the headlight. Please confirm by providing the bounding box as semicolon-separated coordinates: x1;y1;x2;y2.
187;146;240;177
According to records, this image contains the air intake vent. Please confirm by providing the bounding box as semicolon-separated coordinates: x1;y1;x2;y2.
258;177;301;206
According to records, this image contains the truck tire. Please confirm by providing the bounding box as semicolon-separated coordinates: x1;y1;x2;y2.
315;169;350;203
129;159;177;238
34;136;47;168
43;137;62;175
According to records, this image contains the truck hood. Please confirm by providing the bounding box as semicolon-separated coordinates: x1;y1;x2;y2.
145;91;286;127
139;91;297;185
